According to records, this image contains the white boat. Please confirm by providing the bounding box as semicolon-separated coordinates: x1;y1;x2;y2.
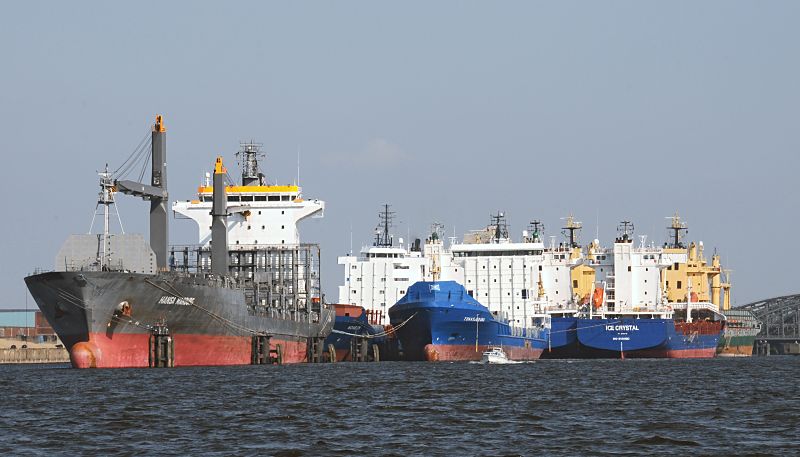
481;347;518;364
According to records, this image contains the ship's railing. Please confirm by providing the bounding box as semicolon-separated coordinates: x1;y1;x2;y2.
168;243;324;317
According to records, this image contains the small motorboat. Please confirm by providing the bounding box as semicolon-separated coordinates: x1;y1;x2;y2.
481;347;518;364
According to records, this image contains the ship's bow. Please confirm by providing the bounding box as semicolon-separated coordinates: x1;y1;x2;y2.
25;271;150;368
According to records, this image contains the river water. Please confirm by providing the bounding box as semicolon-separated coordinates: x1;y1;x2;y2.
2;357;798;456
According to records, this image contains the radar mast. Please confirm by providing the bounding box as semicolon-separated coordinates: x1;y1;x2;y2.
617;220;634;243
236;141;265;186
561;214;582;247
490;212;509;243
665;212;688;248
374;204;395;247
528;220;544;243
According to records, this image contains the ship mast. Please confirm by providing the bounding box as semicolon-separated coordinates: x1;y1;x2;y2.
617;221;634;242
665;212;688;248
236;141;265;186
561;215;582;248
92;164;121;270
490;212;509;243
528;220;544;243
374;204;395;247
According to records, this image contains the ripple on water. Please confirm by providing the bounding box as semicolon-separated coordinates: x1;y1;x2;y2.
1;359;799;456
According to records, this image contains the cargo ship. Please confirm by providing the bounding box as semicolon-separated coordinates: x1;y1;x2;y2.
388;281;548;362
717;308;760;356
572;218;725;358
338;210;580;357
25;116;334;368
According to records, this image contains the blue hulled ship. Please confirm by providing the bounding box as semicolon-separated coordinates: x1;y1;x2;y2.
576;317;723;358
388;281;548;362
324;304;384;362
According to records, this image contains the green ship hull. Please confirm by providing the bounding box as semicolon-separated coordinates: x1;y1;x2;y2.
717;309;761;357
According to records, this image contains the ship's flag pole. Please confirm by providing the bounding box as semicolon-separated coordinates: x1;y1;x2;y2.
475;314;479;353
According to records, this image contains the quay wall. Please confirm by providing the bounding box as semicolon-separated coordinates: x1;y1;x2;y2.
0;348;70;364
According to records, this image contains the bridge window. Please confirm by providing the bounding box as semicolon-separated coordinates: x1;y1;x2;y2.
268;196;280;201
281;195;290;201
227;196;240;202
255;196;266;201
240;196;253;202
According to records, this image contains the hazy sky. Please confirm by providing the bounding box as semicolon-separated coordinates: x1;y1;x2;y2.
1;2;798;307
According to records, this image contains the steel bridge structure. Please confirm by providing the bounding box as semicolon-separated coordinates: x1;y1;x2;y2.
740;293;800;355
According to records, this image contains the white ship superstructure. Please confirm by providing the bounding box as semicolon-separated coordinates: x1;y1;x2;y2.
173;142;324;272
446;215;578;327
337;210;580;328
337;206;429;325
589;222;670;316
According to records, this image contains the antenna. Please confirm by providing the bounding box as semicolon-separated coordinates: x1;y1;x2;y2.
664;212;688;248
596;209;599;241
374;204;395;247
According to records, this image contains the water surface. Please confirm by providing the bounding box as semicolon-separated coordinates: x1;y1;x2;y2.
1;357;798;456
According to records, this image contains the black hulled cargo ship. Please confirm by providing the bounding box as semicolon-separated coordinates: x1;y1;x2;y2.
25;116;334;368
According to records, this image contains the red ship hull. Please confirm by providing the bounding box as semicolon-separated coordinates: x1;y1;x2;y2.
69;332;310;368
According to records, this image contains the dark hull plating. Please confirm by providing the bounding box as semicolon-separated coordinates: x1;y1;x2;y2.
24;271;334;368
